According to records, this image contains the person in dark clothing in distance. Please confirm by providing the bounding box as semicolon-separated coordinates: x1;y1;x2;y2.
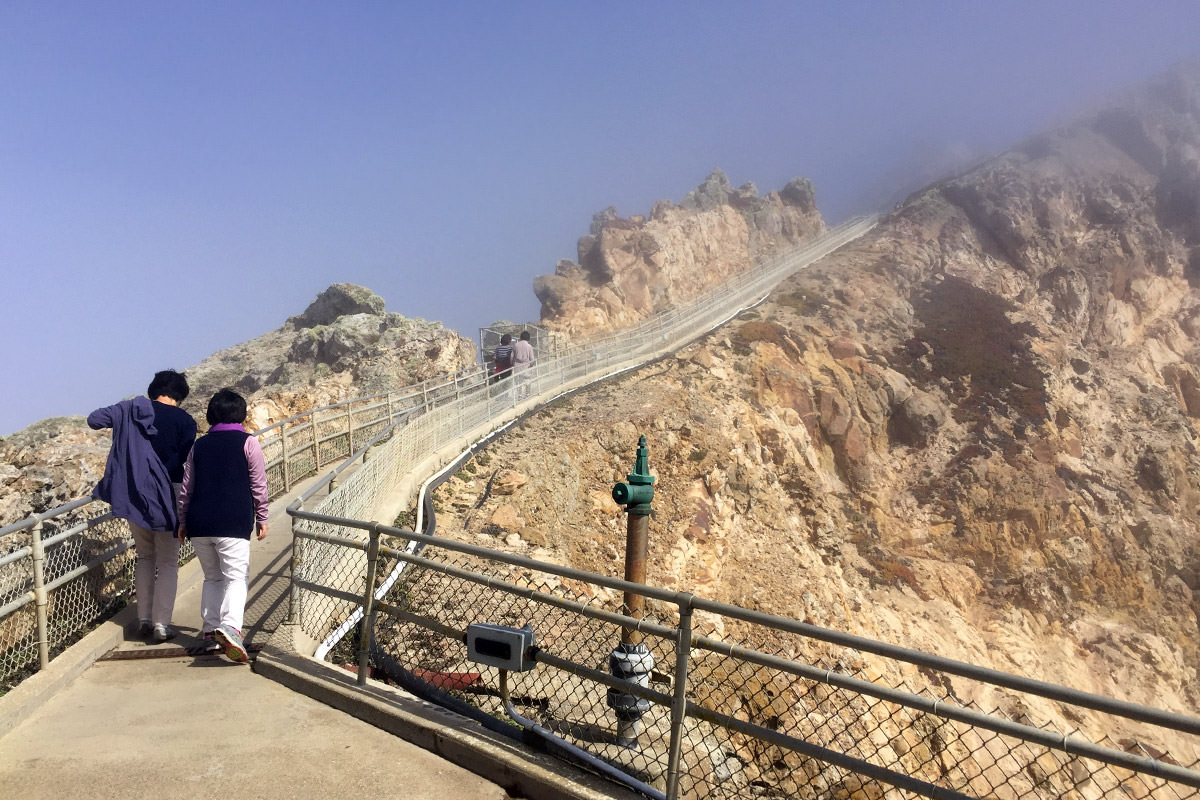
492;333;514;384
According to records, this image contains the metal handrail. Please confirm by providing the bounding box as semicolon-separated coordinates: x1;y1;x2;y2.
0;219;871;694
292;513;1200;798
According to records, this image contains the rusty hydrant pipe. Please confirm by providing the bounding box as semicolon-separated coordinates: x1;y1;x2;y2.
608;434;657;746
621;512;649;645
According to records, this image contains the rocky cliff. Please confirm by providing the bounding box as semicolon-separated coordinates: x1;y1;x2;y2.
0;284;475;526
534;169;824;337
182;283;475;430
431;64;1200;768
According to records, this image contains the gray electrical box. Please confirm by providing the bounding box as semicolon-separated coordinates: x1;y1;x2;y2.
465;623;536;672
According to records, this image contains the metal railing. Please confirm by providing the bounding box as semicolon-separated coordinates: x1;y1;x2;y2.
0;218;871;693
292;516;1200;800
278;216;1200;797
284;218;878;654
0;500;198;691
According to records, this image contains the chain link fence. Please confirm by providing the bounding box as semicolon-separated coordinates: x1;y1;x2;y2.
0;500;196;692
276;217;1199;797
293;518;1200;800
1;219;871;696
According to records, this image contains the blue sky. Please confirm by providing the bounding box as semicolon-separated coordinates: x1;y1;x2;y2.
2;2;1198;435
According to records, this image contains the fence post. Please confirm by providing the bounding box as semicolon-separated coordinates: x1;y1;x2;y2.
664;595;694;800
346;405;355;456
357;524;382;687
30;517;50;670
312;416;322;472
287;504;300;625
281;425;291;493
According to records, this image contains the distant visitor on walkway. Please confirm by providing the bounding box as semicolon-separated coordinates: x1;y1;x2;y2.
512;330;535;399
492;333;514;384
177;388;269;663
87;369;196;644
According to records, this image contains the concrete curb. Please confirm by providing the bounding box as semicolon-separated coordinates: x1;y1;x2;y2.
0;555;205;735
255;622;642;800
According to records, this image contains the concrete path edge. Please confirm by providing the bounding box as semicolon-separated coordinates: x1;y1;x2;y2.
255;622;642;800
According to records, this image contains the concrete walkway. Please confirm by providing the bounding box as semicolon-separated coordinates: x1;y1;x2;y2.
0;472;633;800
0;655;509;800
0;476;512;800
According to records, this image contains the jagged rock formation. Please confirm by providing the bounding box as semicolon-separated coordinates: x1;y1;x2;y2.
432;64;1200;773
0;418;110;529
183;283;475;430
0;284;475;525
534;169;824;336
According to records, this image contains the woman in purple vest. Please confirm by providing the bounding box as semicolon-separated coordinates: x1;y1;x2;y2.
176;388;269;662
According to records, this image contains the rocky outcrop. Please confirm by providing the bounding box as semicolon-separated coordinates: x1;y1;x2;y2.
0;284;476;525
0;418;109;527
534;170;824;336
432;64;1200;767
184;283;476;430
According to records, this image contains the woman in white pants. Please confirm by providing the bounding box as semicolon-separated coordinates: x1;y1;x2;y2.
177;389;269;663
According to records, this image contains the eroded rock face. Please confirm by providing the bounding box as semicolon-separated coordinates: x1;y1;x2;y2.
534;169;824;336
0;284;476;526
434;64;1200;766
180;283;476;430
0;418;109;524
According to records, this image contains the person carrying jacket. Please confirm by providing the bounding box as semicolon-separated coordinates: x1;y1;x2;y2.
88;380;184;643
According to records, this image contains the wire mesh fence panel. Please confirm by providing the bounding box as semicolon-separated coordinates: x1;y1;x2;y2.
342;531;1200;800
0;543;38;691
2;221;875;692
293;525;370;646
49;514;131;643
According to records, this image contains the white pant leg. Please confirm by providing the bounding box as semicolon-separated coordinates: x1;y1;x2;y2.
215;537;250;632
192;536;251;633
191;537;224;634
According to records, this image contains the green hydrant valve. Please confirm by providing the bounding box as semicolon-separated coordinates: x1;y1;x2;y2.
612;435;655;515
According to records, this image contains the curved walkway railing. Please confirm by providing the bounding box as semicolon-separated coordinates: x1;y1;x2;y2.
5;213;1200;798
0;217;871;692
283;214;1200;799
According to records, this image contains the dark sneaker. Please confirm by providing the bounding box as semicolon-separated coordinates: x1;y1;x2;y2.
214;625;248;663
136;619;153;638
151;624;175;643
199;632;222;654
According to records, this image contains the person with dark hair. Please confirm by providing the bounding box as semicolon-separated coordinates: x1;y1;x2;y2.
491;333;514;384
511;330;535;399
88;369;196;643
146;369;196;488
176;388;269;662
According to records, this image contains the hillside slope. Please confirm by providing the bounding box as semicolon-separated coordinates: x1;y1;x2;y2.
432;65;1200;758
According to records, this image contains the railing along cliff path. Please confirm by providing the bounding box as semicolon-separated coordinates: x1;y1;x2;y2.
5;216;1200;799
